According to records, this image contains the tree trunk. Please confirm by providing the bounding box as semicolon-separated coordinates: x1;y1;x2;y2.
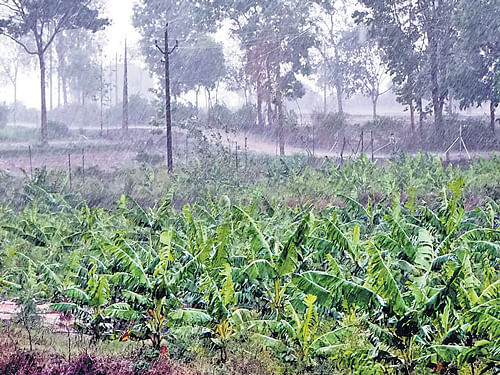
417;97;424;134
336;80;343;114
62;70;68;106
372;95;378;120
432;91;444;130
57;64;61;108
122;40;129;134
39;51;48;146
491;102;496;134
13;80;17;126
276;69;285;156
409;100;415;134
49;41;53;111
257;81;264;127
267;99;273;127
323;80;327;114
195;87;200;116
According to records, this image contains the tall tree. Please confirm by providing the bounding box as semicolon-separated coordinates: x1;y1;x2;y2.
122;40;129;134
216;0;316;155
450;0;500;133
356;0;458;131
132;0;218;97
315;0;360;115
55;29;102;107
0;41;32;125
353;37;392;120
0;0;108;145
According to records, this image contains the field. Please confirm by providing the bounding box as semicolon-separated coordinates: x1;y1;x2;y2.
0;138;499;375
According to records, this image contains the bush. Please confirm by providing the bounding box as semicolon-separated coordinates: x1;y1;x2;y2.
47;120;70;140
209;104;233;128
312;111;348;132
364;116;405;133
233;104;257;130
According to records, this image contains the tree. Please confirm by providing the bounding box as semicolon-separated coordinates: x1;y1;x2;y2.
0;0;108;145
122;40;128;134
451;0;500;133
353;38;392;120
133;0;218;97
0;41;32;125
356;0;458;131
315;0;361;115
175;35;227;117
216;0;316;155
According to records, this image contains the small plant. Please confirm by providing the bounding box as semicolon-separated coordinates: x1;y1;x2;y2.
14;268;41;352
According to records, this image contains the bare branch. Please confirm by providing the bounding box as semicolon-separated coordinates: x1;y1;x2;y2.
0;31;36;54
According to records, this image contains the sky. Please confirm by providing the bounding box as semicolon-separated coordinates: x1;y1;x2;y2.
0;0;488;116
0;0;142;108
105;0;140;56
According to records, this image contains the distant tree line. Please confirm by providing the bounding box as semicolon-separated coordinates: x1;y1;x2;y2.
0;0;498;146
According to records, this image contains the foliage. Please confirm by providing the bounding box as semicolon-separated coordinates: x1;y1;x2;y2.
0;157;498;373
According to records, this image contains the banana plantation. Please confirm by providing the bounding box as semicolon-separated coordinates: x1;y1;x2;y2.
0;162;498;375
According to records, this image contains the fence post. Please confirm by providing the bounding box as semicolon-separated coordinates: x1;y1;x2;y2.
244;136;248;168
312;124;315;157
235;142;239;171
28;145;33;179
82;148;85;185
371;131;374;162
361;130;364;153
340;137;346;163
68;153;72;190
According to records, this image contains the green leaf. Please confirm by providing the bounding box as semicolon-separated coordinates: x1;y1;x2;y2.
365;242;406;315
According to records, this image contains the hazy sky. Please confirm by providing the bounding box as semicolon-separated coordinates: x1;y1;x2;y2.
106;0;140;54
0;0;142;108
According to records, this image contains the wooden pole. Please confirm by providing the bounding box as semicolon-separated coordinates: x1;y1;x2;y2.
185;134;188;164
361;130;364;153
245;136;248;168
312;124;315;157
371;131;374;162
155;24;178;173
68;153;72;190
100;59;103;136
82;148;85;184
122;40;129;134
235;142;239;171
28;145;33;179
340;137;346;163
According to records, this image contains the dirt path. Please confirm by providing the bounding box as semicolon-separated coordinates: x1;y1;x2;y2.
221;131;493;161
0;126;495;175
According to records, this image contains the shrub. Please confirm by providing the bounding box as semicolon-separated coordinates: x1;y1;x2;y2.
233;104;257;130
312;111;348;132
47;120;70;140
364;116;405;133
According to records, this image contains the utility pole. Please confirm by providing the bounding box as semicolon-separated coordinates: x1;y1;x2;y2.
122;40;129;134
100;57;103;136
155;23;178;173
115;52;118;106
